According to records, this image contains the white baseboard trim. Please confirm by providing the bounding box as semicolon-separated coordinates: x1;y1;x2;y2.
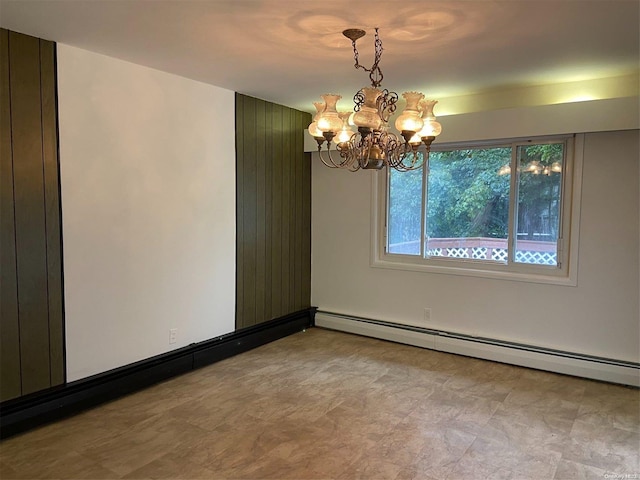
315;312;639;387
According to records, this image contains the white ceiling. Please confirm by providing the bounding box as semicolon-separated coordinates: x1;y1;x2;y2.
1;0;638;114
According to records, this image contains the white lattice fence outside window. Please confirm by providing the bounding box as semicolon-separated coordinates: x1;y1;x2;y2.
424;246;554;265
410;239;557;266
446;247;470;258
516;250;557;265
491;248;508;262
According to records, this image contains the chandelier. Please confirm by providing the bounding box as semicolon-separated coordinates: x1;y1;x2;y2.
307;28;442;172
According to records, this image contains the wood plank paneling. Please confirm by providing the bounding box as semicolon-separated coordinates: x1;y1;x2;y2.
255;99;266;324
263;101;273;320
270;103;283;320
241;97;257;328
301;148;312;306
235;94;311;329
280;107;291;315
294;110;304;311
0;29;21;402
235;94;245;327
40;39;65;386
9;31;52;395
287;109;296;313
0;29;65;400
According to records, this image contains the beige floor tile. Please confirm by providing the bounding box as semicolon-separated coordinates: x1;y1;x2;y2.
479;405;574;453
447;455;515;480
79;417;213;477
121;450;219;479
0;459;23;479
412;426;477;479
461;435;562;479
1;328;637;480
1;450;119;480
562;421;640;472
336;456;404;480
553;459;610;480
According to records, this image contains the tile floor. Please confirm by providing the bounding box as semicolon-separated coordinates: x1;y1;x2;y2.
0;328;638;479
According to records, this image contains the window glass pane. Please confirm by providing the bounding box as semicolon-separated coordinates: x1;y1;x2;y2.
515;143;564;266
426;147;511;262
388;161;423;255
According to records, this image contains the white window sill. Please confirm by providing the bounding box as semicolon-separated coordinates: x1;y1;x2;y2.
371;255;578;286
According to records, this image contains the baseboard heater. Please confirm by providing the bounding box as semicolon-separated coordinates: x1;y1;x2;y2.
0;308;317;440
315;311;639;387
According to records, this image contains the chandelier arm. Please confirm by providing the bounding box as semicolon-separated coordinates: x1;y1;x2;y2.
343;157;361;171
317;145;341;168
318;154;338;169
318;144;359;170
357;132;377;169
393;147;429;172
379;133;424;172
334;149;358;169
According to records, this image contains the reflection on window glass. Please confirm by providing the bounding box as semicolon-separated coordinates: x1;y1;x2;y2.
426;148;511;262
385;140;567;269
388;158;423;255
514;144;564;266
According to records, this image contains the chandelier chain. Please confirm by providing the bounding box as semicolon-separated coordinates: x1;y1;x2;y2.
351;27;384;88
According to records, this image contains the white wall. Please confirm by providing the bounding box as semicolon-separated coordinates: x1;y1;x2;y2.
311;129;639;363
57;45;236;382
305;96;640;152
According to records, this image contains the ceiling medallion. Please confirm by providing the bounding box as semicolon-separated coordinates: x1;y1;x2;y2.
308;28;442;172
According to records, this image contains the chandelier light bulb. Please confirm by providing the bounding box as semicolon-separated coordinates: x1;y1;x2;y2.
308;121;323;138
335;112;354;144
395;92;425;135
551;161;562;172
417;100;442;138
408;132;423;146
418;118;442;138
312;101;325;120
317;94;343;133
317;117;340;132
395;112;424;134
336;128;353;144
308;101;326;138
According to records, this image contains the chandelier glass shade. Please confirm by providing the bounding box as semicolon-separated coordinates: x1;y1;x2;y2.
308;28;442;172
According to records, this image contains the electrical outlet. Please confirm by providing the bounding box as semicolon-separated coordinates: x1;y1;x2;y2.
424;308;431;322
169;328;178;344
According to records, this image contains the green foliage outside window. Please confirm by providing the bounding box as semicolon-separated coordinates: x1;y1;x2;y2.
388;142;564;264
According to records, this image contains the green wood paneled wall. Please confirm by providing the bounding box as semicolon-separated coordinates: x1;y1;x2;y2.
0;29;65;401
235;94;312;329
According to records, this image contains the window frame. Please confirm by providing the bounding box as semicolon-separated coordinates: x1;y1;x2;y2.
371;134;584;286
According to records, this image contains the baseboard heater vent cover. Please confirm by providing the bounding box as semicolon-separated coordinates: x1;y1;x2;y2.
315;311;639;387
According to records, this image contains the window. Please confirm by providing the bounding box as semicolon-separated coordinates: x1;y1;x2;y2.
376;135;582;284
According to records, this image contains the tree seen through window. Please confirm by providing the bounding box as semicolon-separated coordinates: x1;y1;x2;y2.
388;141;564;266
